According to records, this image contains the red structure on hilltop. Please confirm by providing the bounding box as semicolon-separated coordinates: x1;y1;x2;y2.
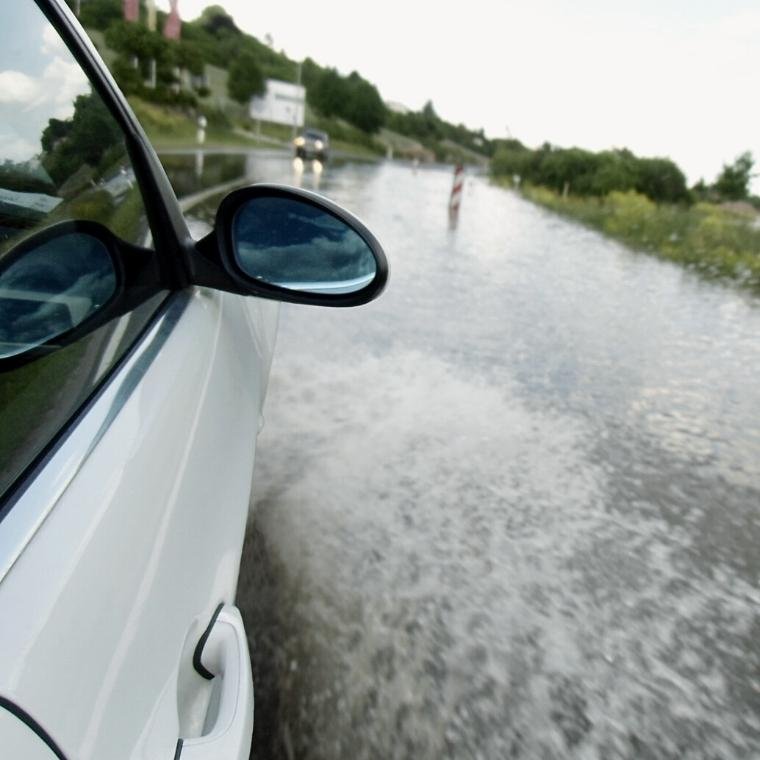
123;0;138;22
123;0;181;40
164;0;181;40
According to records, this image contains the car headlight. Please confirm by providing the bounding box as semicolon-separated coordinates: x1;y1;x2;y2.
314;140;324;151
294;137;305;147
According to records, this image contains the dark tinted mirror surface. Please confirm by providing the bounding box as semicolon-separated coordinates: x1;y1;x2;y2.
0;232;116;358
232;196;377;294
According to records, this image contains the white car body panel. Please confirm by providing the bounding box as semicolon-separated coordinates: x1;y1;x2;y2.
0;288;278;758
0;707;58;758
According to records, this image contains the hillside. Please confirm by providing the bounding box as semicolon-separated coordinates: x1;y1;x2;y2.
67;0;492;164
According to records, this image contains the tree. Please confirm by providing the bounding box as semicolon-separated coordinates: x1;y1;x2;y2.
343;72;386;133
420;100;442;139
110;55;144;95
491;144;533;178
634;157;689;204
200;5;240;36
41;119;72;153
69;0;121;30
176;40;204;77
691;178;709;201
714;151;754;201
42;92;122;184
227;51;265;104
308;68;345;117
105;21;177;94
105;20;169;62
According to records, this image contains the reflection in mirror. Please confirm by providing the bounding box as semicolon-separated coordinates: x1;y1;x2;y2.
0;1;150;254
0;232;116;359
232;197;377;294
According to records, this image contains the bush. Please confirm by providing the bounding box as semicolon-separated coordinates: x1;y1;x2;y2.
714;152;754;201
70;0;121;29
493;144;689;204
111;55;143;95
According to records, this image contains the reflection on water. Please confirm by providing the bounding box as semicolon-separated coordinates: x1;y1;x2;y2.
159;151;249;198
291;156;323;191
165;155;760;759
158;149;344;203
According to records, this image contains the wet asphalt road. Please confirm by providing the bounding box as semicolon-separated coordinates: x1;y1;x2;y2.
170;151;760;759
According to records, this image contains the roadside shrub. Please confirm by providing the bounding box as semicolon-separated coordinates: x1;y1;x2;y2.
604;191;655;237
493;144;689;204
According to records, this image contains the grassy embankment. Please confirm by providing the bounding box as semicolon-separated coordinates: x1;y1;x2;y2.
129;97;383;159
499;180;760;290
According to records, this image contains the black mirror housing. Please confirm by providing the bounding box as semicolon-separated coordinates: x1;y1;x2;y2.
0;220;162;370
192;184;389;307
0;187;388;368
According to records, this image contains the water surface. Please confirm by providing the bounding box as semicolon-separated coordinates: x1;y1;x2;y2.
167;151;760;759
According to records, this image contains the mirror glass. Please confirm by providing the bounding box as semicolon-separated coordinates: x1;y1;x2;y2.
232;196;377;294
0;232;116;359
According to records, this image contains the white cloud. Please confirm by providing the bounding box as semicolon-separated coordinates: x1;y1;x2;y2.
41;22;68;58
0;133;40;162
0;57;88;118
36;25;90;119
0;71;39;103
37;57;90;119
0;34;90;162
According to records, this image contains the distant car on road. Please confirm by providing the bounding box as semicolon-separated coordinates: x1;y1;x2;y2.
294;129;330;162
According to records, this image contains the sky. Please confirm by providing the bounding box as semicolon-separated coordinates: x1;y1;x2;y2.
157;0;760;191
0;3;89;162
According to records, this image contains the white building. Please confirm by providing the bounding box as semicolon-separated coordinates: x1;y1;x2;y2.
250;79;305;128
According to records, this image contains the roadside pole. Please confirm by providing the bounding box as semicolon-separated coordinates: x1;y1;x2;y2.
292;61;302;141
196;115;207;146
195;115;207;179
449;163;464;227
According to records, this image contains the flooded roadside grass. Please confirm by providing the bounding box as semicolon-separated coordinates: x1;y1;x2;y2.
504;182;760;290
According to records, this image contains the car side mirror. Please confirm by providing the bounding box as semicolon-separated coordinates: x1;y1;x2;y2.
193;184;388;306
0;221;161;369
0;187;388;368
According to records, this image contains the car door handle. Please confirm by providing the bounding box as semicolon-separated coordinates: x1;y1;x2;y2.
179;605;253;760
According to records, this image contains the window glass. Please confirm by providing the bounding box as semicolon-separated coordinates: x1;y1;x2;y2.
0;1;164;502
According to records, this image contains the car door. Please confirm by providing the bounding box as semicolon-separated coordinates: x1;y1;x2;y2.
0;1;276;757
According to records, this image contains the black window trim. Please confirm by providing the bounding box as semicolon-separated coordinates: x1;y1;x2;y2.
0;1;195;519
37;0;195;290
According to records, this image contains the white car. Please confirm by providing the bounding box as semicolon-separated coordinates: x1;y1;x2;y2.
0;2;387;758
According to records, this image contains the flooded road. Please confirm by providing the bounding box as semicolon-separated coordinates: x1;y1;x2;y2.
168;151;760;759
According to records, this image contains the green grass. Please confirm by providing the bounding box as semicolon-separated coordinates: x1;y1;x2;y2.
502;180;760;290
329;139;382;159
128;97;254;148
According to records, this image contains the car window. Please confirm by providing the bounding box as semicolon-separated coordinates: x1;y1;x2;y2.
0;0;165;503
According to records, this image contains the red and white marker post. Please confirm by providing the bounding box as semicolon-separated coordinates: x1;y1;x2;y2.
449;163;464;222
